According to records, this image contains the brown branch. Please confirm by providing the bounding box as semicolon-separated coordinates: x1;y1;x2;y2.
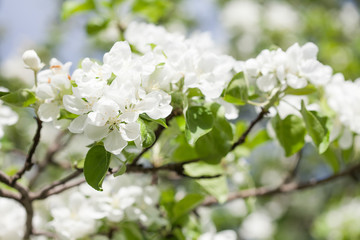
0;188;21;202
31;170;83;201
29;132;72;188
202;162;360;206
11;117;43;184
231;108;268;151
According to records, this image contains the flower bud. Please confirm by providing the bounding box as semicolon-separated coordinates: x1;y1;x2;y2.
22;50;44;72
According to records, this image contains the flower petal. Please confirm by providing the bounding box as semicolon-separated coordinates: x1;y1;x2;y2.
104;130;128;155
38;103;60;122
68;114;88;133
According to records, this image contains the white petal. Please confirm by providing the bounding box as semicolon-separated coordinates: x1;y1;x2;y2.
302;42;318;60
256;74;277;92
53;119;70;130
146;105;172;119
287;73;307;89
36;84;56;99
68;115;88;133
120;122;140;141
38;103;60;122
88;112;108;127
63;95;89;115
84;124;109;141
104;130;128;155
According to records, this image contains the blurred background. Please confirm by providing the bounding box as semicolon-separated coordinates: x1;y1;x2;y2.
1;0;360;239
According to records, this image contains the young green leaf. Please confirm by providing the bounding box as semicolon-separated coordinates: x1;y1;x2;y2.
195;103;233;164
184;162;228;203
138;118;156;148
140;113;167;128
272;114;306;157
224;72;248;105
61;0;96;20
285;85;317;95
300;101;330;154
84;145;111;191
172;193;205;223
185;106;214;145
0;89;36;107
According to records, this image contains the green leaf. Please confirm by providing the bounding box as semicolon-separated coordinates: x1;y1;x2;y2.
272;114;306;157
140;113;167;128
0;91;9;97
300;101;330;154
322;147;340;172
0;89;36;107
138;118;156;148
195;103;233;164
184;162;228;203
113;162;127;177
132;0;173;23
172;193;204;223
59;109;78;120
285;85;317;95
172;135;199;162
185;106;214;145
61;0;96;20
223;72;248;105
84;145;111;191
86;17;110;35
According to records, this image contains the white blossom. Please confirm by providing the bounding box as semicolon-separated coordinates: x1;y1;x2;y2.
0;198;26;240
22;49;44;72
242;42;332;93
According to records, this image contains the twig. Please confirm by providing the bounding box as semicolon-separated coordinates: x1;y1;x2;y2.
31;170;83;200
29;132;72;188
202;162;360;206
0;188;21;202
11;117;43;184
231;108;268;151
283;149;303;184
130;110;181;166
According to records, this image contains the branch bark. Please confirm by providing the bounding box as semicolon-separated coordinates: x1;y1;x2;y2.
11;117;43;184
202;162;360;206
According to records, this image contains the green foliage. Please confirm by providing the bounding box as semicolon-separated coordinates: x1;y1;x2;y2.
185;106;214;145
86;17;110;35
301;101;330;154
0;89;36;107
140;113;168;128
138;118;156;148
223;72;248;105
272;114;306;157
184;162;228;203
285;85;317;96
194;103;233;164
84;144;111;191
132;0;173;23
61;0;96;20
171;193;204;223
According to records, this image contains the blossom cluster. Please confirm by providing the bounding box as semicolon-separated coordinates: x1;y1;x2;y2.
241;42;332;92
21;22;239;155
0;174;163;239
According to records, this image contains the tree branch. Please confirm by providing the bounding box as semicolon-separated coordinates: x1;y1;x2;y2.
11;117;43;184
29;132;72;188
202;162;360;206
231;108;268;151
31;170;83;201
